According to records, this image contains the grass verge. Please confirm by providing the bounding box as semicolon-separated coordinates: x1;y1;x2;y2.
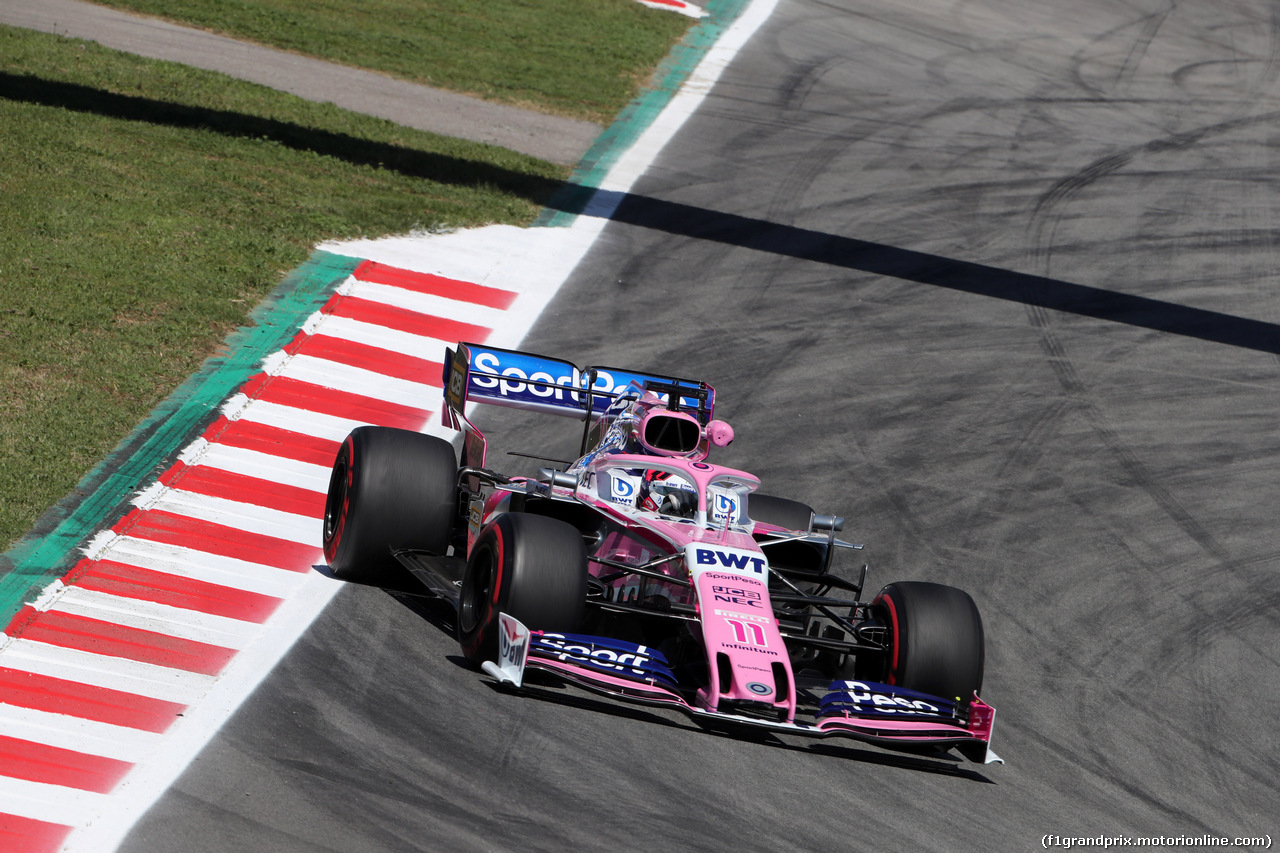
0;24;567;552
85;0;693;124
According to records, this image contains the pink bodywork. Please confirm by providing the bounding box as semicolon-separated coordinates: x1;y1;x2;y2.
476;449;998;759
506;447;998;757
567;452;797;721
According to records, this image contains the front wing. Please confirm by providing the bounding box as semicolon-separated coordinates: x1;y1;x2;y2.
481;614;1003;765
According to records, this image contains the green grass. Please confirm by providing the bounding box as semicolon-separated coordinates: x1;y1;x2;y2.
0;25;569;551
88;0;693;124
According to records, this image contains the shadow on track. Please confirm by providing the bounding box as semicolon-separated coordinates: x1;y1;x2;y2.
10;69;1272;357
0;71;564;204
546;188;1280;356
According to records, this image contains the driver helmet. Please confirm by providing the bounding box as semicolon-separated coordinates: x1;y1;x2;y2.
639;469;697;518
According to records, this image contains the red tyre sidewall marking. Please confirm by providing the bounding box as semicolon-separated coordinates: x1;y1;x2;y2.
490;523;505;609
463;523;505;659
323;436;355;563
880;593;901;686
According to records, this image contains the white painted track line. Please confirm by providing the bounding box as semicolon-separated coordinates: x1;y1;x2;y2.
273;354;441;410
0;3;783;848
303;312;451;359
345;279;508;325
221;397;364;445
59;571;343;853
50;587;261;650
0;776;110;825
0;705;163;764
102;538;308;600
131;489;322;547
1;641;216;705
186;442;332;492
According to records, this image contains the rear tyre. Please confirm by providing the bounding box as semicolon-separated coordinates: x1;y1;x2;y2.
873;581;984;701
322;426;458;586
749;494;814;531
458;513;588;666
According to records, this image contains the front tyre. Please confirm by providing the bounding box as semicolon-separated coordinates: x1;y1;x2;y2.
322;426;458;586
873;581;984;701
458;513;588;666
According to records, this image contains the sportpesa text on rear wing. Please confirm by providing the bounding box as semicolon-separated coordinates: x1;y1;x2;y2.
441;343;715;429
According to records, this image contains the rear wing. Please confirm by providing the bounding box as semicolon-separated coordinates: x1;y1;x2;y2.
442;342;715;430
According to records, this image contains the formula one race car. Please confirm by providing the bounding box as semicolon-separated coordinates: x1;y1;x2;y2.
321;343;1002;764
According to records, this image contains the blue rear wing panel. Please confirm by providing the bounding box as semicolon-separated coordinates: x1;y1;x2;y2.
443;342;714;422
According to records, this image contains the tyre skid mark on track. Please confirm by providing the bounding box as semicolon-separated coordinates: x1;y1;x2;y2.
0;260;517;851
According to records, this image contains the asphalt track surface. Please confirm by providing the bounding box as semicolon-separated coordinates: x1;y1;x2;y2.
119;0;1278;850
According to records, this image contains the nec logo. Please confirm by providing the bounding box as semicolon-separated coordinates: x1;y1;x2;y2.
693;548;766;575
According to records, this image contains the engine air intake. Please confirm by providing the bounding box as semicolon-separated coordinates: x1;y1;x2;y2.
641;412;702;455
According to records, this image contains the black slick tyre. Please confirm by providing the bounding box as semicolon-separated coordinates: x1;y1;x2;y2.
322;426;458;586
458;513;588;666
873;581;984;701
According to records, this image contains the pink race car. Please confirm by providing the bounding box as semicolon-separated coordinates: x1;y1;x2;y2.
321;343;1002;765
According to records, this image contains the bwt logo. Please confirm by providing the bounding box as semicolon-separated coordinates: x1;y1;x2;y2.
610;475;636;501
694;548;766;574
711;493;738;522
